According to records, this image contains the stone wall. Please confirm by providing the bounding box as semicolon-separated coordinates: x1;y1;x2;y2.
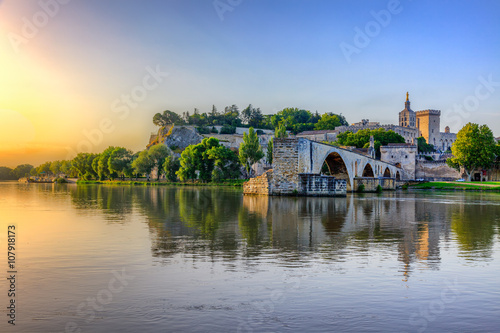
299;174;347;196
243;169;273;195
380;145;417;180
271;138;301;194
415;160;461;181
353;177;395;191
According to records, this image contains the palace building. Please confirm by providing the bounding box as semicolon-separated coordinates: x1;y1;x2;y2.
398;92;456;151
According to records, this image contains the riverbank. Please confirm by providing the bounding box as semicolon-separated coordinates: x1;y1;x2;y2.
409;181;500;191
76;179;246;187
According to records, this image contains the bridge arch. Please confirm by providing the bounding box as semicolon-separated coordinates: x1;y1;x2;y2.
320;150;352;190
383;167;391;178
362;163;375;177
396;171;401;180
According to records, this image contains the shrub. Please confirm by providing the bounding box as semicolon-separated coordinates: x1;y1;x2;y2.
376;185;383;193
220;125;236;134
357;184;365;192
55;177;68;183
196;126;210;134
402;184;408;190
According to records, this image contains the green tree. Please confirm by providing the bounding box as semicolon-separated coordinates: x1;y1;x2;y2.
90;154;100;180
239;127;264;177
148;144;170;180
207;145;241;180
50;160;62;176
241;104;264;127
271;107;318;134
36;162;52;176
60;160;73;176
416;136;435;153
446;123;496;181
164;156;180;182
177;137;240;182
11;164;34;179
153;110;183;127
97;147;117;180
275;122;288;138
108;147;133;180
267;138;273;165
0;166;15;180
177;137;220;182
72;153;90;178
132;150;154;181
314;113;348;130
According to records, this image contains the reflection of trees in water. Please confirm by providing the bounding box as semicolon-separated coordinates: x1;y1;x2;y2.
138;187;243;261
450;196;500;258
238;196;271;250
69;185;133;221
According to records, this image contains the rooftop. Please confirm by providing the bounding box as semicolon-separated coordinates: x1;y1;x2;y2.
383;143;417;148
297;130;338;135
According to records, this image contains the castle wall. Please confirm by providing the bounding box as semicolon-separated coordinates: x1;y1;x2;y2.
415;160;461;181
380;145;417;180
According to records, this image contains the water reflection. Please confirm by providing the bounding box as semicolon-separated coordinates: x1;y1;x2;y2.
69;185;133;221
64;185;500;278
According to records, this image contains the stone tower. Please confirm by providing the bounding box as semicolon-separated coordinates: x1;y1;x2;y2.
399;92;416;127
416;109;441;147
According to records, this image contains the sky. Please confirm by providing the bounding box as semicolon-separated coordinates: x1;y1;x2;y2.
1;0;499;167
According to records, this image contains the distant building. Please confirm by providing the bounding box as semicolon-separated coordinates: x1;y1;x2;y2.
296;130;338;142
399;92;457;151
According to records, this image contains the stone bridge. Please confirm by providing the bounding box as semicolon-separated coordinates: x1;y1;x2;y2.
244;138;404;196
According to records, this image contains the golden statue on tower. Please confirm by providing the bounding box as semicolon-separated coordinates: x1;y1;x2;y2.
406;92;409;101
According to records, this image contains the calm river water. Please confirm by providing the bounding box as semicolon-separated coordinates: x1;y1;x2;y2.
0;182;499;332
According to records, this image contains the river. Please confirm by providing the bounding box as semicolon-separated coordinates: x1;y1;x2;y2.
0;182;499;332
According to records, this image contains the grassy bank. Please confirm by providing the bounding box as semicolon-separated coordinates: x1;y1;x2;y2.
409;181;500;191
76;179;246;187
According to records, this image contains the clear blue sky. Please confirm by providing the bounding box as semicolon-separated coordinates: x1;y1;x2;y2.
1;0;499;166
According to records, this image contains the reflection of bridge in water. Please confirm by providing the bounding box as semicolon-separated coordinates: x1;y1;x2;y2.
241;193;446;280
